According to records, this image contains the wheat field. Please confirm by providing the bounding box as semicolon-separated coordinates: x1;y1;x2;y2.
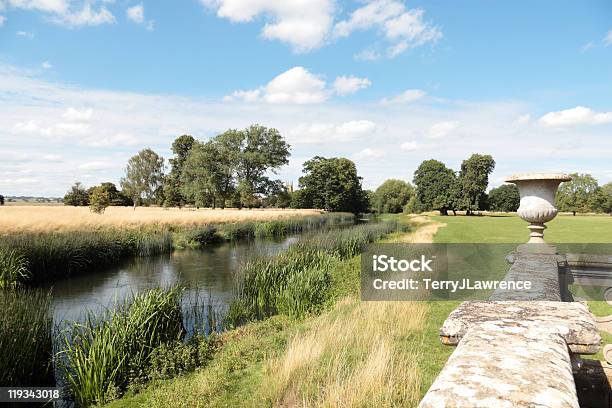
0;206;322;233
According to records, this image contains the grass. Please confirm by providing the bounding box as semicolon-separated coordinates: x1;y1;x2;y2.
0;206;322;234
59;287;184;407
0;213;353;285
0;289;53;386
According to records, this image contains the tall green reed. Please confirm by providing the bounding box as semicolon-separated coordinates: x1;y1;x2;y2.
0;247;30;288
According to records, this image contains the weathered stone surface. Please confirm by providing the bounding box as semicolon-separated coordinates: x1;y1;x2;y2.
492;253;562;301
566;253;612;269
439;301;601;354
420;323;579;408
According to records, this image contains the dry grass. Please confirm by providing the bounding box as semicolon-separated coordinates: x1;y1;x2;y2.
393;215;445;244
268;297;427;407
0;206;322;234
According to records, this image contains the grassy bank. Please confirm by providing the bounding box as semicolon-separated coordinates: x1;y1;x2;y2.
0;212;353;286
0;289;53;386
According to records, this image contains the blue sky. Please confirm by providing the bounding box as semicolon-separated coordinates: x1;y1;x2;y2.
1;0;612;196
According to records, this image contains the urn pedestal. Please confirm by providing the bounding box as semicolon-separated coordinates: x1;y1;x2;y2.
505;173;572;254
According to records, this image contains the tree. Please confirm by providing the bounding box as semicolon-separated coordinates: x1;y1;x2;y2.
120;149;165;206
164;135;196;207
0;195;4;206
63;182;90;206
556;173;598;215
88;182;133;206
89;186;111;214
590;182;612;215
455;154;496;215
412;160;457;215
488;184;520;212
372;179;414;214
297;156;369;214
180;141;220;207
237;125;291;208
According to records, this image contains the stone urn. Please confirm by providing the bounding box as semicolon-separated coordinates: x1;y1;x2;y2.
505;173;571;247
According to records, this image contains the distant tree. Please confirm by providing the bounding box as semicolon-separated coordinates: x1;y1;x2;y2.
488;184;520;212
88;182;133;206
63;182;90;206
590;182;612;215
404;195;424;214
556;173;599;215
372;179;414;214
164;135;196;207
89;186;110;214
0;195;4;206
455;154;496;215
298;156;369;214
181;141;222;207
413;160;457;215
120;149;165;207
211;130;243;208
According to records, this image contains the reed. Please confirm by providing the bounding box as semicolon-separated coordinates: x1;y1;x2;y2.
0;289;53;386
0;247;30;288
59;287;184;406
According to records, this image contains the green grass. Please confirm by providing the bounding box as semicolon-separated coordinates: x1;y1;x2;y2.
432;213;612;243
0;289;53;386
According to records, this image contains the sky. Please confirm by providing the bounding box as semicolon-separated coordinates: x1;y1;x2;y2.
1;0;612;197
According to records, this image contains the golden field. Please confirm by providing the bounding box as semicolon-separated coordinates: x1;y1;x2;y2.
0;205;322;233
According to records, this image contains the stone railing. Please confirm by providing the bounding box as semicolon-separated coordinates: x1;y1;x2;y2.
420;252;602;408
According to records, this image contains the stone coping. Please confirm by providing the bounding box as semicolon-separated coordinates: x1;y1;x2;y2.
439;301;601;354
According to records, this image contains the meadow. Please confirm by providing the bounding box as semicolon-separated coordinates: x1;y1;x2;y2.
0;206;322;234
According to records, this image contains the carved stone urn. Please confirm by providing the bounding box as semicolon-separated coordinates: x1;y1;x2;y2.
505;173;571;248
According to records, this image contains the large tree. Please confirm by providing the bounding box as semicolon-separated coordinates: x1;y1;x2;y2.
412;159;457;215
297;156;369;214
593;182;612;215
372;179;414;214
488;184;520;212
120;149;165;206
88;182;132;206
455;154;495;215
63;182;90;206
556;173;598;215
180;141;222;207
164;135;196;207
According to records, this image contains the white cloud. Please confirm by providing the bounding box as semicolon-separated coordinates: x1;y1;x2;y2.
605;30;612;46
62;107;93;121
41;60;52;69
8;0;68;14
400;141;419;151
83;132;138;147
427;121;458;139
380;88;425;104
288;120;376;144
516;114;530;125
333;75;371;96
539;106;612;127
225;66;328;104
78;160;114;170
201;0;334;53
334;0;441;58
353;147;384;159
49;3;115;27
16;30;34;37
0;15;5;25
126;3;143;23
354;49;381;61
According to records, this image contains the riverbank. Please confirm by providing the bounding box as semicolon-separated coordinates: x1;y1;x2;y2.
104;215;456;408
0;212;354;286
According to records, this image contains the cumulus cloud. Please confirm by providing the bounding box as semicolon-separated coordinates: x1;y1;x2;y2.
7;0;68;14
427;121;458;139
224;66;328;104
288;120;376;144
400;141;419;151
62;107;93;121
353;147;384;159
516;114;530;125
334;0;442;58
605;30;612;46
380;89;425;104
0;15;6;26
17;30;34;37
539;106;612;128
333;75;371;96
41;61;52;69
200;0;334;52
126;3;143;23
49;3;115;27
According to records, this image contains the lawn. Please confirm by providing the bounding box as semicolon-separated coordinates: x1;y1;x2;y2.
0;205;322;233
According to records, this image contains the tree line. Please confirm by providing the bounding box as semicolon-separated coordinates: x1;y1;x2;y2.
63;125;370;214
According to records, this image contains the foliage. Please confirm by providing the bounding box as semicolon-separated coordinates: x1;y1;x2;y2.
0;289;53;387
487;183;520;212
556;173;599;215
296;156;369;214
89;186;111;214
454;154;495;214
148;334;219;380
0;194;4;205
60;288;184;406
64;182;90;206
121;148;165;206
164;135;196;207
372;179;414;214
413;159;457;215
593;182;612;214
91;182;133;206
0;248;30;288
